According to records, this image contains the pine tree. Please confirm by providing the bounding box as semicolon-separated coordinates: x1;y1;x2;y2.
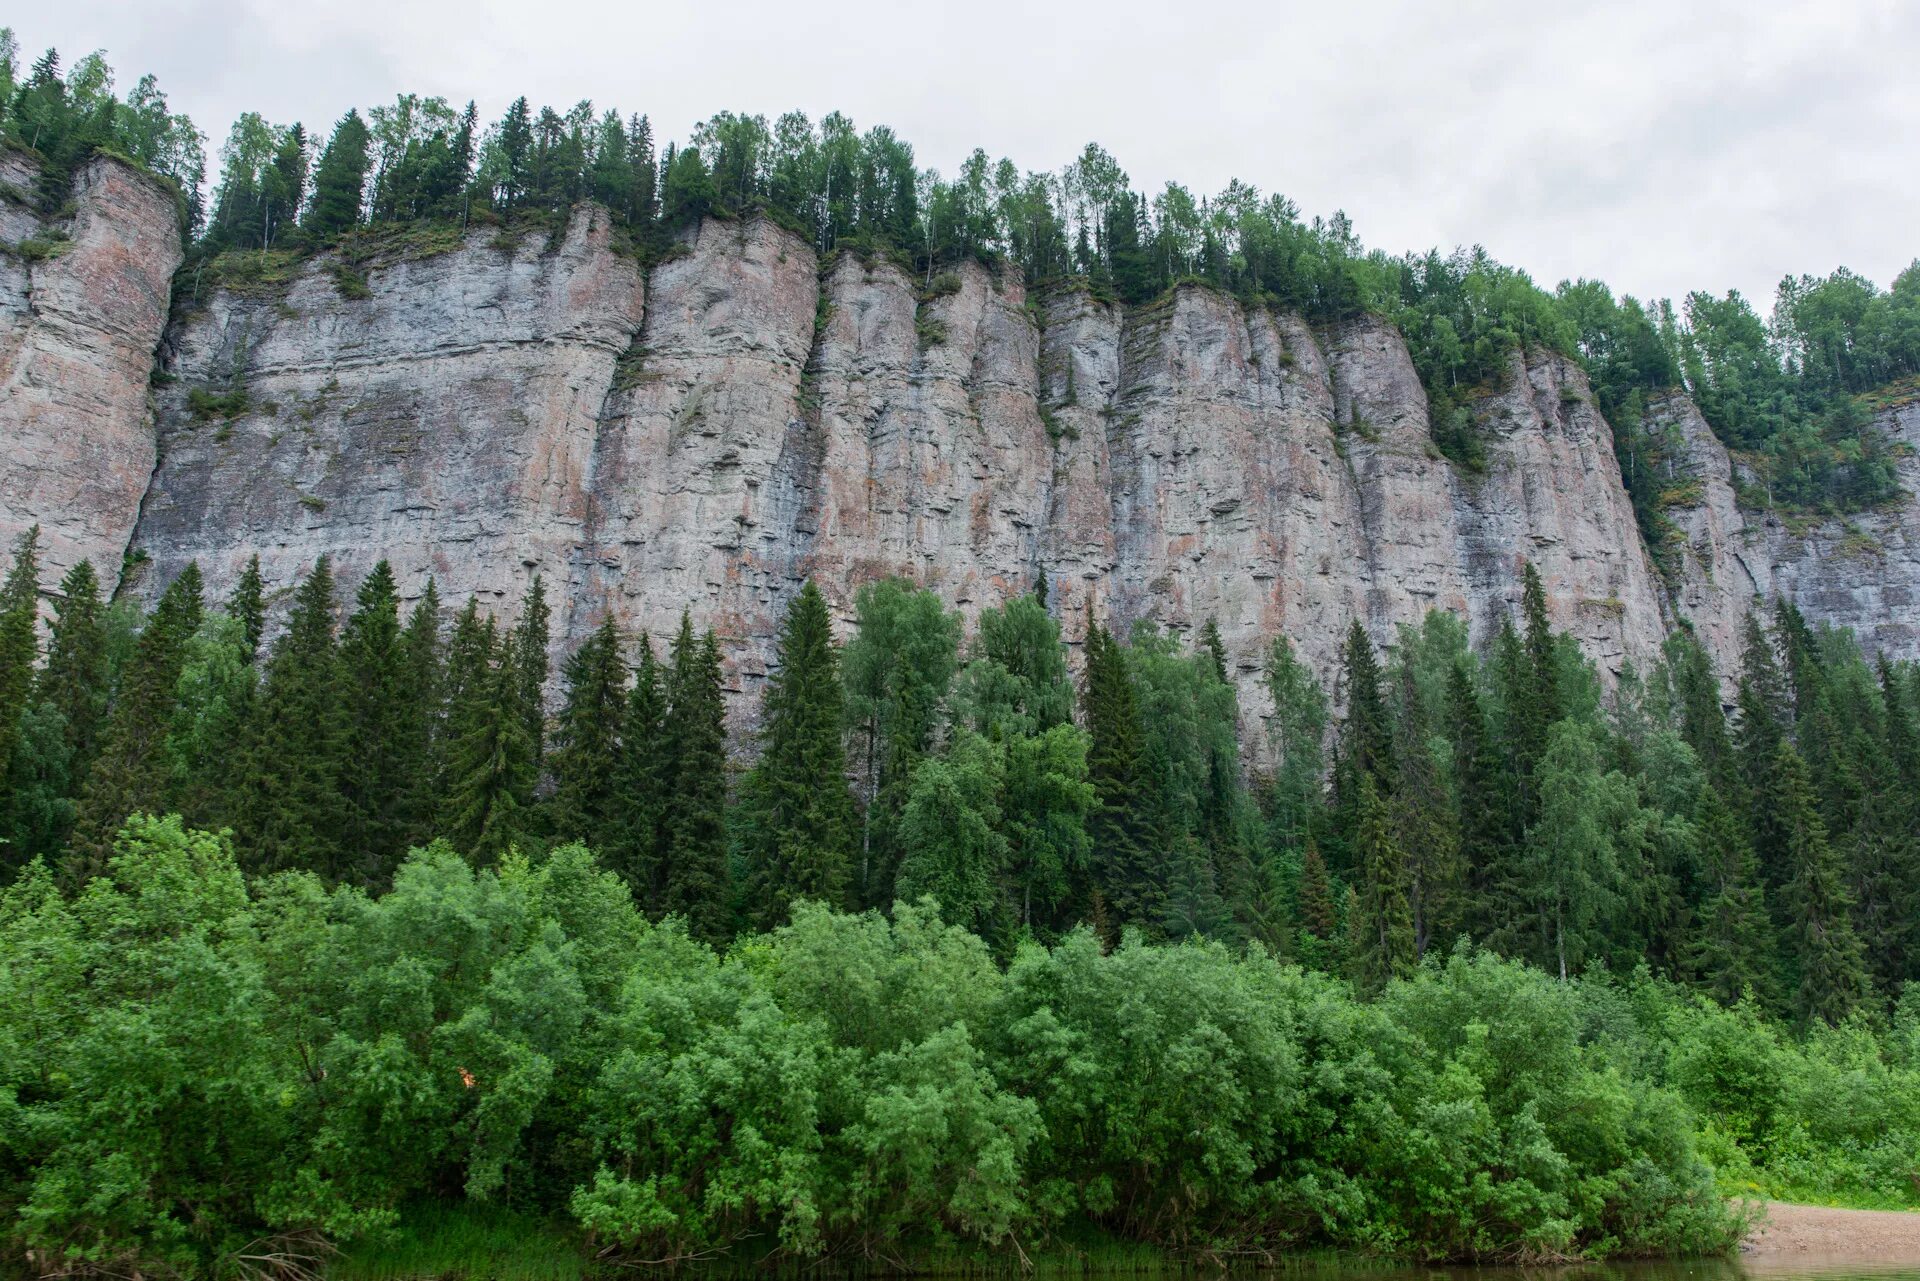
68;566;204;878
608;633;668;904
1686;784;1776;1006
1083;622;1159;932
303;109;371;239
39;559;108;780
0;527;42;797
509;576;551;770
229;554;265;660
1772;740;1872;1025
337;562;415;881
236;558;345;876
441;646;535;865
545;617;627;853
1349;773;1414;995
737;583;856;927
661;617;731;940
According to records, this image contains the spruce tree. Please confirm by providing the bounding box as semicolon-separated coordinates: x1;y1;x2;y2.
1332;621;1393;874
68;566;204;878
1735;612;1791;883
236;558;345;876
303;109;371;239
441;646;535;865
509;576;551;770
608;633;668;903
1083;622;1159;932
661;617;731;941
39;559;108;779
1448;659;1518;944
1393;661;1461;958
0;527;42;797
1295;838;1341;972
337;562;415;881
229;554;266;660
395;581;444;849
1773;740;1872;1025
1349;773;1414;995
545;617;628;853
737;583;856;927
1686;784;1776;1007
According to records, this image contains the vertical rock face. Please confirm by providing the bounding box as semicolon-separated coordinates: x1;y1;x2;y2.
572;216;817;704
1661;388;1920;670
92;203;1917;745
1452;347;1673;674
0;152;182;590
133;205;643;615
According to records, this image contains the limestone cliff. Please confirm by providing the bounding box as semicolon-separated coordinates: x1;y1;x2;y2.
0;150;182;592
2;191;1916;741
1659;388;1920;665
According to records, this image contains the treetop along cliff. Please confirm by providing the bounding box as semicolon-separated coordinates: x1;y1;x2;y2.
5;34;1915;515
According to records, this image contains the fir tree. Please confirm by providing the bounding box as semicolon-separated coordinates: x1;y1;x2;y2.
337;562;416;881
1348;773;1413;994
236;558;345;876
1686;784;1776;1007
509;576;551;769
545;617;628;853
395;581;444;849
229;554;265;660
1083;622;1159;932
608;633;668;904
1448;659;1518;945
68;566;204;878
1393;661;1461;958
1295;838;1341;972
435;598;494;799
1772;740;1872;1025
0;527;42;796
39;559;108;779
441;647;535;865
661;617;731;940
737;583;856;927
303;109;371;239
1735;612;1791;882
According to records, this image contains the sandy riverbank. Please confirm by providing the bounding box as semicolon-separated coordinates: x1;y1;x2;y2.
1744;1201;1920;1268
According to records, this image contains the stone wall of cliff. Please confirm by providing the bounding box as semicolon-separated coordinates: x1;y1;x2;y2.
123;212;1685;745
3;187;1916;744
0;150;182;594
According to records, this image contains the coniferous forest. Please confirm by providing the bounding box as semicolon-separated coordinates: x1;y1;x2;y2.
8;30;1920;1281
3;524;1920;1273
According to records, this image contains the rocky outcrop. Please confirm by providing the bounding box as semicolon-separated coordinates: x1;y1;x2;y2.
17;197;1885;747
134;205;643;617
120;214;1690;746
0;151;182;592
1660;388;1920;666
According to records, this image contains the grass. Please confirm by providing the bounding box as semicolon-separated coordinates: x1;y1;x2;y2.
330;1203;590;1281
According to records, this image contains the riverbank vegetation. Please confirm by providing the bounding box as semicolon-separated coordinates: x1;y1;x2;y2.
4;36;1916;515
2;527;1919;1274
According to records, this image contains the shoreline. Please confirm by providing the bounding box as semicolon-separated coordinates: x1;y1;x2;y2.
1743;1201;1920;1268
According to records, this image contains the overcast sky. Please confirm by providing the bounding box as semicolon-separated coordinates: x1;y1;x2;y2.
18;0;1919;310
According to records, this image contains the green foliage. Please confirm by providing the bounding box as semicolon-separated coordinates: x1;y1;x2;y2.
736;583;857;926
